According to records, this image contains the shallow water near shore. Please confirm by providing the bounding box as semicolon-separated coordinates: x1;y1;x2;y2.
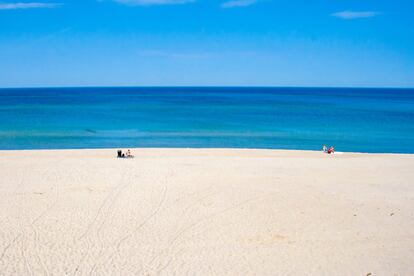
0;87;413;153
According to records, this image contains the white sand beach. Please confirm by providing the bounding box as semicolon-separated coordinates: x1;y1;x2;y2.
0;148;413;275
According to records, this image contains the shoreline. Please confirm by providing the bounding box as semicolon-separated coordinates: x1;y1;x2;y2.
1;147;413;156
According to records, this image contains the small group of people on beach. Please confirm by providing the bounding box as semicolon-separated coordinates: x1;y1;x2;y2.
322;144;335;154
117;149;134;158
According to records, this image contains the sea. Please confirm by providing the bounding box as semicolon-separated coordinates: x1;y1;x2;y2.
0;87;413;153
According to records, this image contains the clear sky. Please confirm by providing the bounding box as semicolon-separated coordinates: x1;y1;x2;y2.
0;0;413;88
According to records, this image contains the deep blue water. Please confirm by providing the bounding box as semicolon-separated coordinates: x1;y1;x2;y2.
0;87;413;153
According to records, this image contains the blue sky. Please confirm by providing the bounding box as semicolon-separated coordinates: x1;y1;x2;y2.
0;0;413;87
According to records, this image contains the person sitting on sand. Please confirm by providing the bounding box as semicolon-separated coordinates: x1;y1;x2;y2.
322;144;327;153
126;149;134;158
328;146;335;154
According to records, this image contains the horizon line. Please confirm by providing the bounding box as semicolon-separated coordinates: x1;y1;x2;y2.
0;85;413;90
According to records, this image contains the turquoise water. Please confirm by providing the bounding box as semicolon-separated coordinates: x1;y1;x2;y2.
0;87;413;153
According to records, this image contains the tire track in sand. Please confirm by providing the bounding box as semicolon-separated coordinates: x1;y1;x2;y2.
152;193;276;274
0;158;62;274
74;163;135;275
89;175;169;275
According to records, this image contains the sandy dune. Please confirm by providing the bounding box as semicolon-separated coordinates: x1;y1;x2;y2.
0;148;413;275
